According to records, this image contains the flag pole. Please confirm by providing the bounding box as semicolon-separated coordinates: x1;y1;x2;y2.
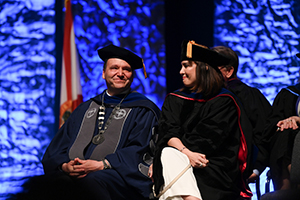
59;0;83;127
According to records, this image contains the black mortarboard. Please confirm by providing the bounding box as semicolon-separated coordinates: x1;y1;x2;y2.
297;53;300;58
180;40;230;68
97;44;147;78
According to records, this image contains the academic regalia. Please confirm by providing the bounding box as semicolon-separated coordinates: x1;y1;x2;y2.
266;84;300;190
227;78;272;174
42;91;160;200
153;88;252;200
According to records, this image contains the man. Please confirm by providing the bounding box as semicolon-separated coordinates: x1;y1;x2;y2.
265;52;300;191
259;53;300;200
211;46;272;183
42;44;160;200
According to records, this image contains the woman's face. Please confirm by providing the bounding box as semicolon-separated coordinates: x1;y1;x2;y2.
180;60;197;88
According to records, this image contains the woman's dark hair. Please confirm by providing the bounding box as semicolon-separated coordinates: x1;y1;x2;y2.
182;60;225;99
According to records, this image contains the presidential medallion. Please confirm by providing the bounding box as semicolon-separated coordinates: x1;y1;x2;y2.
92;134;105;145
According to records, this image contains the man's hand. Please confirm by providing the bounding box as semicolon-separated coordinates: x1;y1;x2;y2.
61;159;85;177
62;158;104;178
148;164;154;182
277;116;300;131
247;172;259;183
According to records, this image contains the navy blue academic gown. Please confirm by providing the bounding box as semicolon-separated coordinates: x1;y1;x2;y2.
42;91;160;200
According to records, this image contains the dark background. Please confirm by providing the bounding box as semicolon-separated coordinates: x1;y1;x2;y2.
165;0;215;93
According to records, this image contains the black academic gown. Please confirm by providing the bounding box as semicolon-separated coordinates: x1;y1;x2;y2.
42;91;160;200
266;84;300;190
227;78;272;174
153;88;252;200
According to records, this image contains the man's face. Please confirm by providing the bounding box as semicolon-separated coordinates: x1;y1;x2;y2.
102;58;133;96
218;66;227;78
218;65;233;81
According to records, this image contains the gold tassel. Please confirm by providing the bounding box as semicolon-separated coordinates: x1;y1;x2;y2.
186;40;209;59
186;40;194;58
142;59;148;79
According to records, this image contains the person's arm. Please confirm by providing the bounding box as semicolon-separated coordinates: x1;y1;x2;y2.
167;137;209;168
277;116;300;131
66;158;110;178
42;102;90;176
61;159;85;178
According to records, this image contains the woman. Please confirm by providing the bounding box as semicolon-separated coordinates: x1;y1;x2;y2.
152;40;252;200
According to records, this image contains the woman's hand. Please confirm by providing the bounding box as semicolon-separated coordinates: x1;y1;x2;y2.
167;137;209;168
182;148;209;168
277;116;300;131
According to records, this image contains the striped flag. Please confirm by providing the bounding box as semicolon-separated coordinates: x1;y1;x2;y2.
59;0;83;127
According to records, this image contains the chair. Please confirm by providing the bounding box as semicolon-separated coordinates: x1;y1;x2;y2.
255;176;261;200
